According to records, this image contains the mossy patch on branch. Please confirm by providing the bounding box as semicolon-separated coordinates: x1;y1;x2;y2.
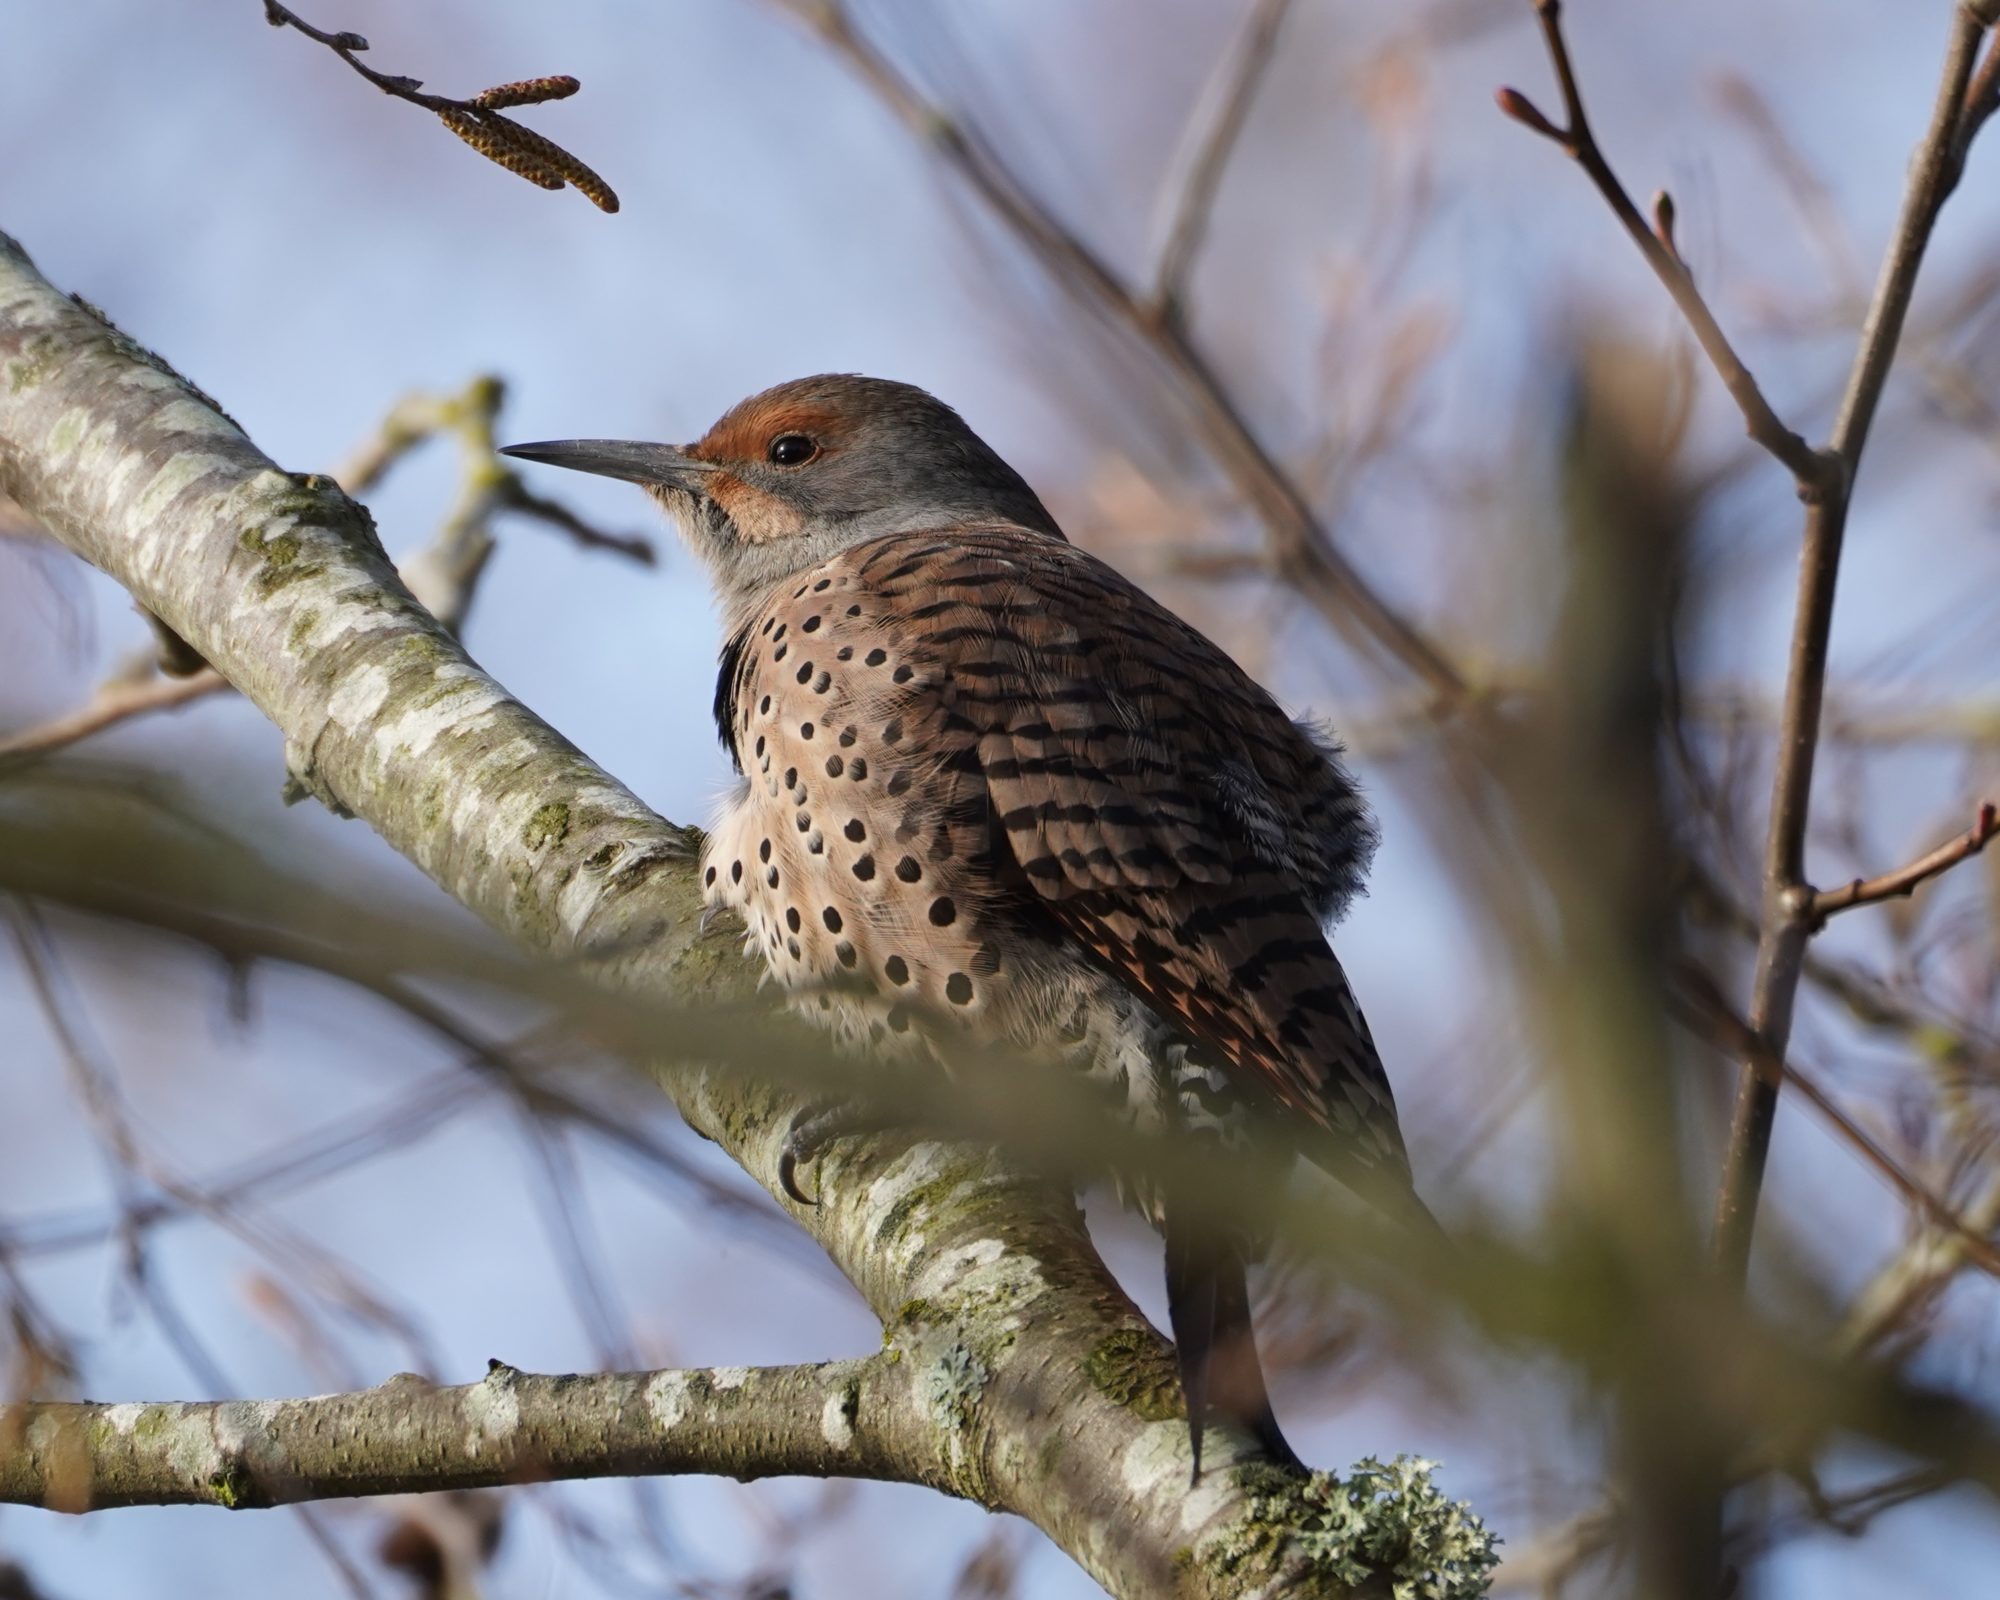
1084;1327;1183;1423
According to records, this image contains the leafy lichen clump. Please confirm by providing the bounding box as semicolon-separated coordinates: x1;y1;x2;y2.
922;1341;991;1436
1227;1454;1500;1600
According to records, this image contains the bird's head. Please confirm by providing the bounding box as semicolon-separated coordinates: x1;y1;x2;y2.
502;374;1061;610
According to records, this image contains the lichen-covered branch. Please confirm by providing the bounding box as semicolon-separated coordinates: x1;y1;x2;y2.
0;1359;910;1511
0;228;1493;1600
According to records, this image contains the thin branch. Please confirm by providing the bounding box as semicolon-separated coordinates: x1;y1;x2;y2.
0;666;228;763
1148;0;1295;322
1805;801;1999;925
0;1358;903;1510
1497;0;1834;491
498;480;657;565
260;3;618;210
0;374;647;764
1673;963;2000;1281
1715;7;1989;1284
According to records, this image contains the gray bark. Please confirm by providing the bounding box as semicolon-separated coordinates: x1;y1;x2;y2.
0;228;1492;1599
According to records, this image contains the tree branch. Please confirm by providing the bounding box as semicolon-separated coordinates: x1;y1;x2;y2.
260;3;619;211
1148;0;1295;323
1715;7;1989;1284
1497;0;1833;491
1804;800;1999;925
0;665;228;763
0;1359;910;1511
0;227;1489;1600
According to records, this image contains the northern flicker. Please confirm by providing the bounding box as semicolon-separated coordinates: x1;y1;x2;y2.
504;375;1427;1474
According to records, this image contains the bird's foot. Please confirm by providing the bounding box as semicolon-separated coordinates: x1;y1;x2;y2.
777;1099;894;1206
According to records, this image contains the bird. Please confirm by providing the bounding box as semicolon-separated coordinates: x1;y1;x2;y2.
503;375;1428;1476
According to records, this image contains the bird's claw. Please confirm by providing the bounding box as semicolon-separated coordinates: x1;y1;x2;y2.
778;1139;821;1207
776;1099;888;1208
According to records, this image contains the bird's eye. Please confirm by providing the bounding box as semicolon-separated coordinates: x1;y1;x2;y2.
768;433;818;467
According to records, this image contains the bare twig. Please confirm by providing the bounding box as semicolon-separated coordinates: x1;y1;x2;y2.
260;3;618;210
0;375;648;763
1945;26;2000;198
1715;9;1989;1283
1498;1;1833;491
1148;0;1296;323
1674;963;2000;1281
1805;801;1999;925
498;480;657;565
0;666;228;763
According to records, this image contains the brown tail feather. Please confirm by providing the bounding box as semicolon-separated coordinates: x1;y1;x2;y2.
1163;1213;1299;1482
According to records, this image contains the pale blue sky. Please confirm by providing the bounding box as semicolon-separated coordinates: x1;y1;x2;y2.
3;3;1998;1596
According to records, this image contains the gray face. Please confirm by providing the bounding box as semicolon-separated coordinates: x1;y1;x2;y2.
501;374;1063;614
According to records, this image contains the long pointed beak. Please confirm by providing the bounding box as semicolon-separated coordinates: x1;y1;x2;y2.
498;439;716;491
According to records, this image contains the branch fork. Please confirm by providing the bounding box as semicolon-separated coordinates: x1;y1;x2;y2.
1497;0;1836;496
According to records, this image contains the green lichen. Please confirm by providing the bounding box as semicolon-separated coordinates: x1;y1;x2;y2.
395;631;447;668
922;1342;991;1439
1084;1327;1183;1423
239;527;300;566
874;1165;974;1247
897;1298;939;1326
5;335;57;393
524;801;571;850
236;526;326;599
207;1461;252;1509
287;607;321;653
1214;1455;1500;1600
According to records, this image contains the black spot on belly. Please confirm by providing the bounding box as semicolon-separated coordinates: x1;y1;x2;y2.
823;907;843;933
884;955;909;985
929;897;956;926
946;972;973;1005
